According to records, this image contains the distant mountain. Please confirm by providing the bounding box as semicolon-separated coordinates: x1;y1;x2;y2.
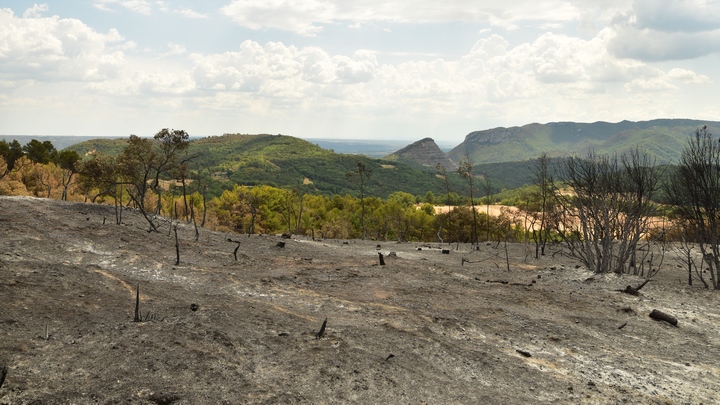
386;137;457;171
449;119;720;165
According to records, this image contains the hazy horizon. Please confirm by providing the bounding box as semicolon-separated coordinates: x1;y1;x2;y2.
0;133;458;154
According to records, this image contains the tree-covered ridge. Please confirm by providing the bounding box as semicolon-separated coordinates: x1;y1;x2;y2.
450;119;720;165
64;138;128;157
186;134;330;170
196;134;470;198
67;133;469;199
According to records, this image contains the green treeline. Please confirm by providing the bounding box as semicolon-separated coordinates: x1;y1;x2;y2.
211;184;521;242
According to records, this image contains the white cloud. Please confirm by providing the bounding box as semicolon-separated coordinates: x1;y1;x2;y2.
219;0;624;34
666;67;711;84
189;40;378;96
160;42;187;58
93;0;154;15
3;1;718;139
23;3;49;18
0;8;126;81
608;0;720;61
220;0;328;36
174;8;208;19
622;67;710;92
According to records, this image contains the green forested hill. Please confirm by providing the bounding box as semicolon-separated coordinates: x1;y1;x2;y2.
449;119;720;165
191;134;470;198
66;133;469;199
65;138;129;157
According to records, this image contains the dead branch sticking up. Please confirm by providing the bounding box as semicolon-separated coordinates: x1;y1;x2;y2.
620;279;651;296
133;284;141;322
316;318;327;339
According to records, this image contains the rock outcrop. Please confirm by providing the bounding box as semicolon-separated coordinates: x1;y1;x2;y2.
390;138;457;170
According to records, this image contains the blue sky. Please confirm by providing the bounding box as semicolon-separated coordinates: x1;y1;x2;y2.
1;1;719;144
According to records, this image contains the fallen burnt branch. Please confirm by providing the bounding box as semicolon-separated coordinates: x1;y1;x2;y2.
461;253;506;266
649;309;678;326
482;279;534;287
619;279;651;296
509;282;534;287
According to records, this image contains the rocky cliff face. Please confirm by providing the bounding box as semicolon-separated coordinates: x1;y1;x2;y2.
464;127;525;144
390;138;457;170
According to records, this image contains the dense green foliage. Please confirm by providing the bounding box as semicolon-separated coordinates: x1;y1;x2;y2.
211;184;522;243
65;138;128;157
188;134;471;199
67;133;470;200
449;119;720;165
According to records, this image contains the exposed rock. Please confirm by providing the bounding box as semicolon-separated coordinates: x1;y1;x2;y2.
389;137;457;170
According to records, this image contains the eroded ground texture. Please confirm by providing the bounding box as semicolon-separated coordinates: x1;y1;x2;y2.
1;196;719;404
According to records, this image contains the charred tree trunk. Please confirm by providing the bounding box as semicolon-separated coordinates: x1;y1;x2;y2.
174;223;180;265
133;285;141;322
649;309;678;326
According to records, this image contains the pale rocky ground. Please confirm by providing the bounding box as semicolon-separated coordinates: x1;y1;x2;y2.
1;196;719;404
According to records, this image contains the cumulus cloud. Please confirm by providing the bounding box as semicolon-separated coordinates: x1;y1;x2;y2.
23;3;49;18
92;0;207;20
3;2;715;137
160;43;187;58
93;0;154;15
220;0;329;36
666;67;711;84
608;0;720;61
219;0;609;34
624;66;711;92
189;40;378;95
115;29;712;121
0;8;126;81
174;8;208;19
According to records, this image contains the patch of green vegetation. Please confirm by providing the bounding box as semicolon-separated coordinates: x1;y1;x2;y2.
65;133;470;200
450;119;720;165
64;138;128;157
